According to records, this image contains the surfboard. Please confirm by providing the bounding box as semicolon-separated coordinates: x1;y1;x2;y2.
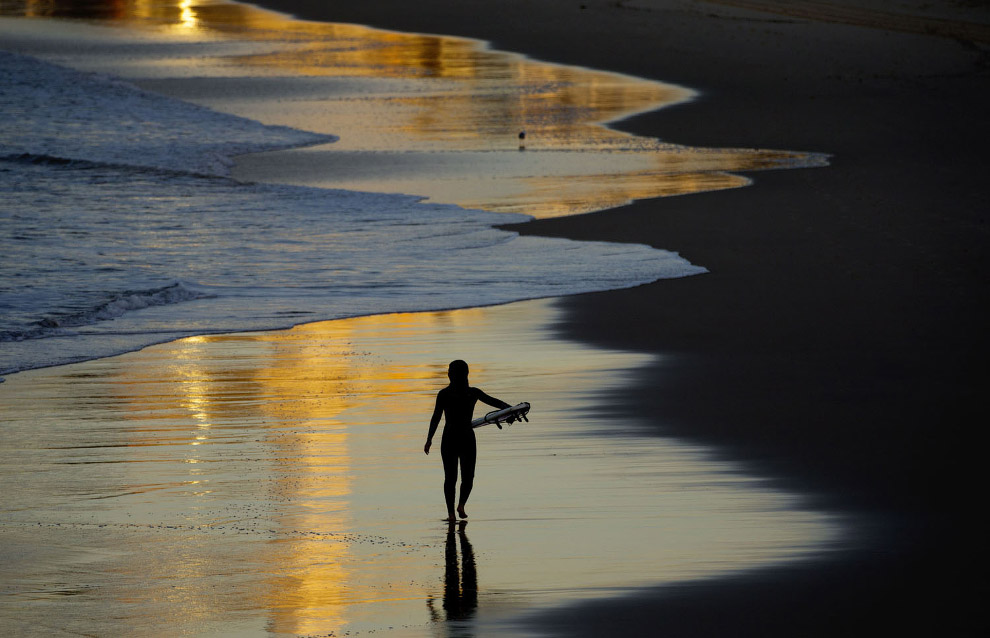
472;402;530;429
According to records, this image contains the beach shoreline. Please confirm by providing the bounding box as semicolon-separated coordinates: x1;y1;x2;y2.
245;0;988;635
1;298;838;637
1;0;985;634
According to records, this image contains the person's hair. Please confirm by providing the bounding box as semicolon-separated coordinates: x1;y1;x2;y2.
448;359;469;387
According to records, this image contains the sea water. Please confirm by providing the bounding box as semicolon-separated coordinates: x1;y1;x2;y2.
0;49;704;376
0;1;832;380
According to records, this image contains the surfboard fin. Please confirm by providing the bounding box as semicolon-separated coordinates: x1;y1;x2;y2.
471;402;531;429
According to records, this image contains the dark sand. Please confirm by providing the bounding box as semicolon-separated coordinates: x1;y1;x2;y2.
255;1;988;634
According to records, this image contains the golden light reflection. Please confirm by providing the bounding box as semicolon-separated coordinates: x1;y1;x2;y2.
177;0;197;31
104;327;354;634
228;24;690;152
1;0;691;149
96;309;493;634
493;148;808;217
0;301;838;635
105;311;486;635
2;0;826;219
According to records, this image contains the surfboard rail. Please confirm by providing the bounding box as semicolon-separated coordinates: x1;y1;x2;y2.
472;402;530;429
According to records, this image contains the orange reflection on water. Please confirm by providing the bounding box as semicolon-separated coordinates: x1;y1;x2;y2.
104;325;362;634
99;310;488;635
0;300;838;636
11;0;184;24
497;146;810;217
231;27;689;151
2;0;826;218
4;0;691;149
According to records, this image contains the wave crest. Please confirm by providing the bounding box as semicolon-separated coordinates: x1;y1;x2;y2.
0;50;335;177
1;283;212;342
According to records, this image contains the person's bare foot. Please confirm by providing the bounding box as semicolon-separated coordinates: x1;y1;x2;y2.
446;513;457;523
457;505;467;519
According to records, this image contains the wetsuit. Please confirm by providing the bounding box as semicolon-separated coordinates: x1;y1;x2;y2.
430;385;508;515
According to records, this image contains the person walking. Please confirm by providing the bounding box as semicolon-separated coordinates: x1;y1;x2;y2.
425;360;510;521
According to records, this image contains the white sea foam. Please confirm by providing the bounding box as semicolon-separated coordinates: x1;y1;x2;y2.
0;50;335;176
1;282;210;342
0;51;707;375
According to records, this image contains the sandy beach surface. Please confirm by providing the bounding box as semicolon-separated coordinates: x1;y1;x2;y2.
246;0;989;635
1;301;834;637
2;0;987;636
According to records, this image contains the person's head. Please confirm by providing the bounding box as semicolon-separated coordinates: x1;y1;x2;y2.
448;359;469;387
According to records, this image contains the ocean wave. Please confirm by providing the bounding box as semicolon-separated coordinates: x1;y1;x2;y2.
0;150;705;375
0;50;336;177
0;283;212;343
0;47;708;378
0;152;234;180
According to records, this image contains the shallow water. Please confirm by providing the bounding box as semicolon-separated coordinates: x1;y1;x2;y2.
0;0;827;376
0;23;703;375
0;1;826;218
1;134;694;374
0;300;838;637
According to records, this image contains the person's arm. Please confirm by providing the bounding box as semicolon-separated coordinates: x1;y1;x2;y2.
476;388;510;410
425;392;443;455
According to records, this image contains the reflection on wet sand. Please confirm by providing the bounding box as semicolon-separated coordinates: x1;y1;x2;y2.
427;521;478;638
1;0;827;217
6;0;690;146
0;300;837;637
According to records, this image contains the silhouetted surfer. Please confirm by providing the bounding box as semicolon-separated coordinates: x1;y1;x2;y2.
425;360;510;522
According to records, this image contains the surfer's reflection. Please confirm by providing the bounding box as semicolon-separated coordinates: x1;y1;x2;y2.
427;520;478;635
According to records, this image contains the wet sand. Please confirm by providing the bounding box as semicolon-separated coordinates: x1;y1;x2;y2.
0;301;835;636
244;0;989;635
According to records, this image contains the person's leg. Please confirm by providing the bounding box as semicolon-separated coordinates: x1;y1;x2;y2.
457;435;477;518
441;441;458;521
